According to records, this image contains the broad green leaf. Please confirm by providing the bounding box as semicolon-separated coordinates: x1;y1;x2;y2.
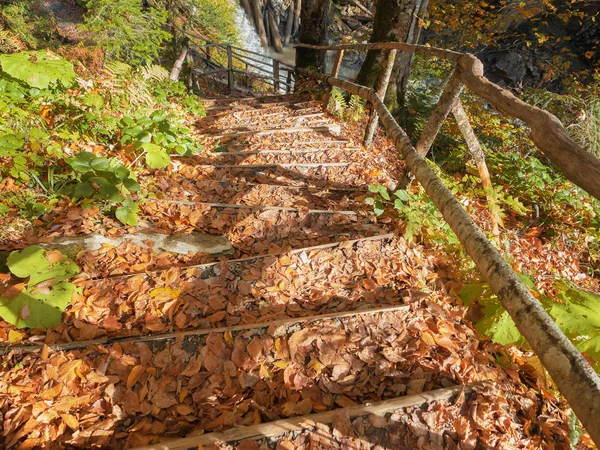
6;246;79;286
90;156;111;171
143;143;170;169
66;152;95;172
115;206;139;226
1;247;80;329
0;133;24;151
394;190;409;201
394;199;404;210
547;285;600;337
458;283;487;306
73;182;95;199
368;184;379;193
0;282;75;329
115;199;139;226
476;303;525;347
122;178;140;191
374;199;385;216
364;197;375;205
0;50;76;89
114;166;131;180
88;177;123;202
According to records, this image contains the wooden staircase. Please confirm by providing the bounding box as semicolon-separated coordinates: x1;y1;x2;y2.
0;94;575;449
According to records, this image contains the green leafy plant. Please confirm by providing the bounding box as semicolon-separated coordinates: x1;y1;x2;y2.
65;152;141;225
327;89;366;122
80;0;171;65
459;276;600;373
0;50;76;89
365;183;459;245
0;246;80;329
120;110;200;169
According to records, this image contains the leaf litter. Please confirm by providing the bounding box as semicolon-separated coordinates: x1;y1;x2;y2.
0;94;588;448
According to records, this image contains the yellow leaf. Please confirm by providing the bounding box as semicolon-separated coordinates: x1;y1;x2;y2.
149;287;181;302
60;413;79;431
260;364;271;379
40;344;50;360
8;330;23;345
127;365;145;388
307;359;325;374
273;360;289;370
224;331;234;344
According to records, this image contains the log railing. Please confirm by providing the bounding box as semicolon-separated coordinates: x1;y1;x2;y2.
295;42;600;445
297;42;600;202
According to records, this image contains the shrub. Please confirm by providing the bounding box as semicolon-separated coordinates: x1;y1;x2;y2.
80;0;171;65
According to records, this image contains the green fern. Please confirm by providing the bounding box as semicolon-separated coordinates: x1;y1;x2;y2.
141;64;169;82
345;95;366;122
0;29;27;53
327;88;347;119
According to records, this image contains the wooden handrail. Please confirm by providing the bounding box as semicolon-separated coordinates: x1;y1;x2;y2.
295;43;600;200
296;66;600;446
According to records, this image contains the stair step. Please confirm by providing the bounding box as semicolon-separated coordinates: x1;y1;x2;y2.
187;162;350;169
208;124;342;139
11;304;409;353
129;384;479;450
145;199;360;216
93;232;394;280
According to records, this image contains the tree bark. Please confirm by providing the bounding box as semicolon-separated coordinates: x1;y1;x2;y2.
284;4;294;46
293;0;302;35
268;9;284;52
170;43;188;81
240;0;255;27
251;0;268;49
357;0;429;113
296;0;330;70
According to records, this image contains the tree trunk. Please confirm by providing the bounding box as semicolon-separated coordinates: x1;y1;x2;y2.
240;0;255;27
252;0;268;49
357;0;429;113
296;0;330;70
268;9;284;52
284;4;294;46
293;0;302;35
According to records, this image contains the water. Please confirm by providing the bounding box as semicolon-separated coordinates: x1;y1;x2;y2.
232;1;268;57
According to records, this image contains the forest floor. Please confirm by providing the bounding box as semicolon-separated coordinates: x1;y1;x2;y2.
0;92;593;449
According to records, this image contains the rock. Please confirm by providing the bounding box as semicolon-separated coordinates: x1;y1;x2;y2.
39;231;233;257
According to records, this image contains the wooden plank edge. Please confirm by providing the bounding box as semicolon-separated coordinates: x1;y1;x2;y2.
130;383;482;450
7;304;409;353
192;162;350;169
143;199;360;215
209;124;342;139
198;147;360;156
84;233;394;281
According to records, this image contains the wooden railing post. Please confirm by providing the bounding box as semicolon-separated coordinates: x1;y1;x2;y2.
397;70;464;187
226;45;234;92
452;99;501;244
324;49;344;107
415;70;464;156
273;59;280;94
363;49;397;147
